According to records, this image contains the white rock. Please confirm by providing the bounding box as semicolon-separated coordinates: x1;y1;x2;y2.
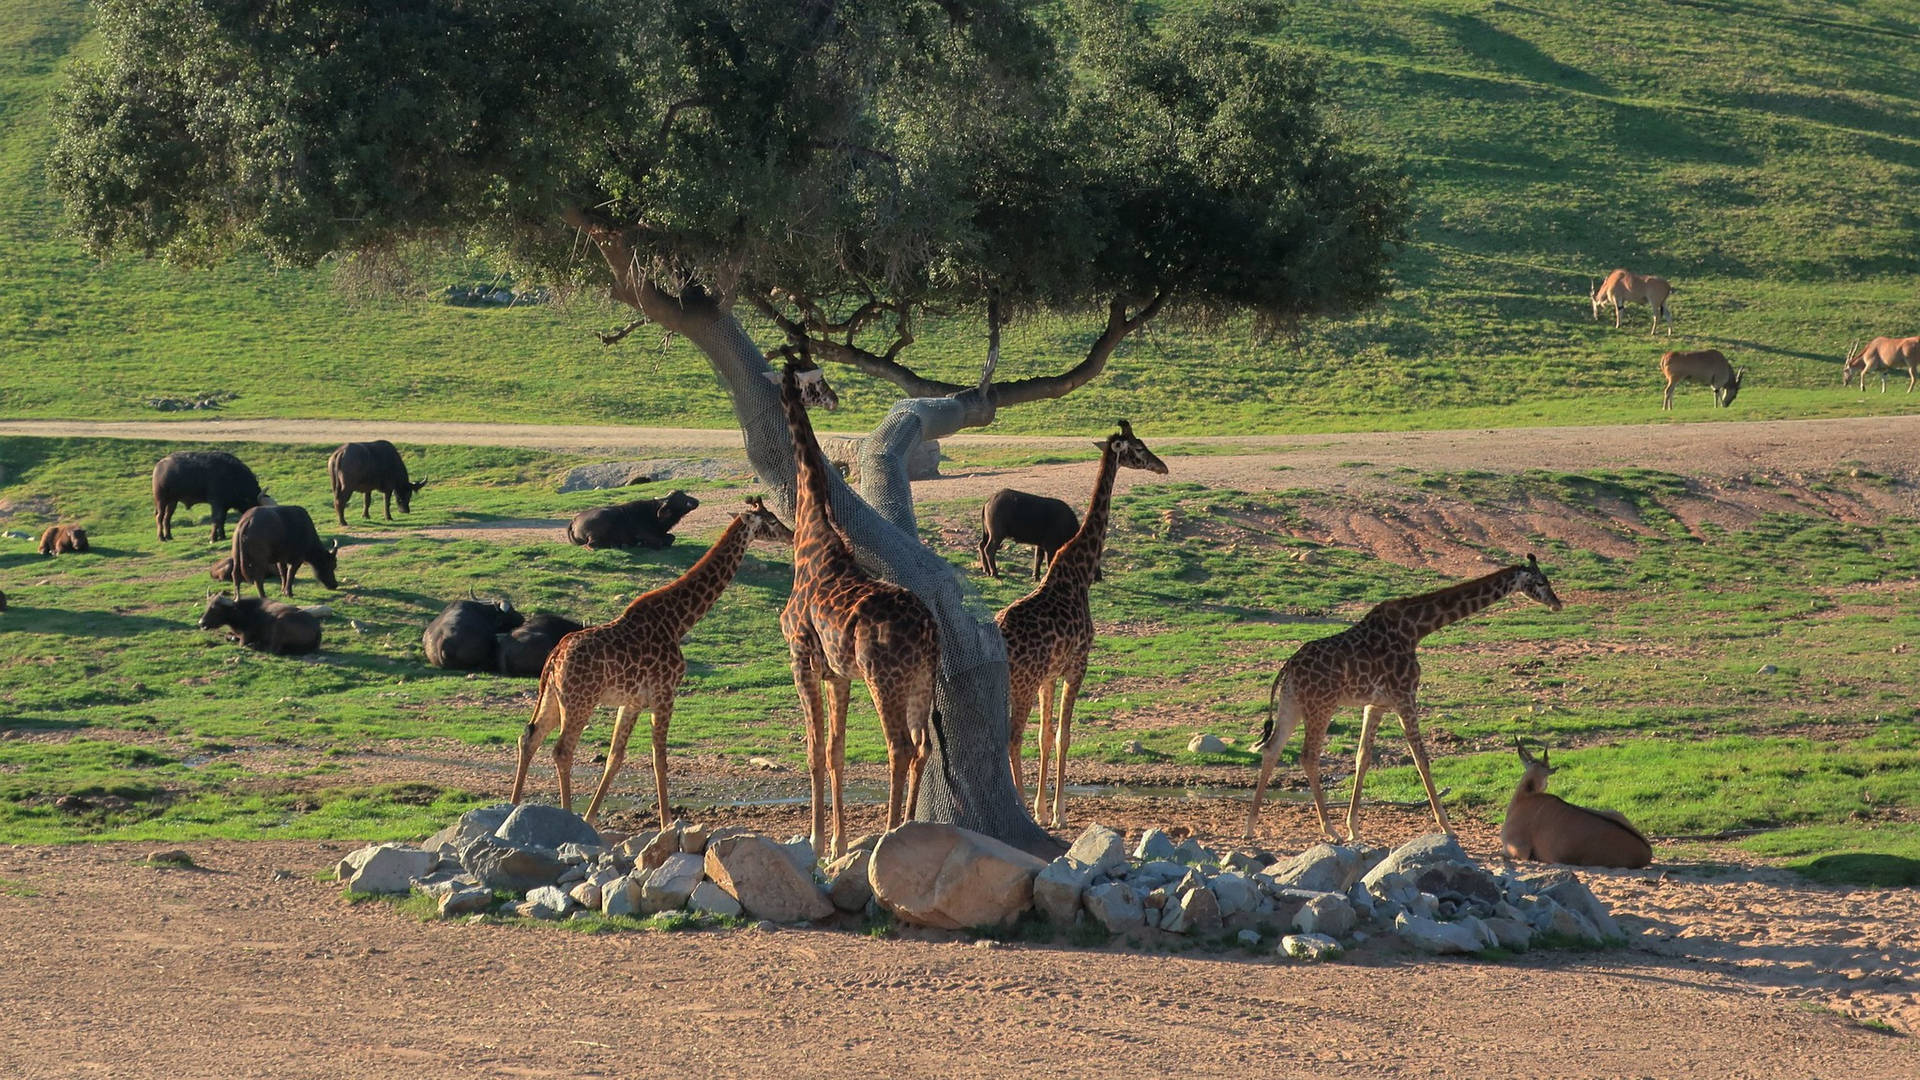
343;844;434;895
1263;843;1366;894
1236;929;1263;948
1033;857;1097;925
1210;872;1260;917
1293;893;1357;938
707;834;833;923
1083;881;1146;933
1186;733;1228;754
520;885;575;919
1394;913;1484;955
641;852;706;914
867;822;1044;931
1132;828;1177;862
1281;933;1342;960
1065;825;1129;876
601;874;643;918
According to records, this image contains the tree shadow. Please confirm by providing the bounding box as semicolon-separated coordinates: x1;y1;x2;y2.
0;605;183;637
1431;11;1613;97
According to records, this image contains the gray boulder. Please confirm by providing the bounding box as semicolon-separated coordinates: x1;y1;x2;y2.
459;835;571;894
1393;913;1484;955
1293;892;1357;938
825;850;874;913
706;834;833;923
520;885;576;919
1161;885;1222;934
1065;825;1129;876
1535;873;1622;941
1281;933;1343;961
1210;872;1260;917
688;880;744;918
1033;857;1098;925
641;852;706;914
439;885;493;917
1172;838;1215;865
1483;916;1533;951
602;874;643;918
1083;882;1146;934
494;804;603;851
1263;843;1366;894
339;843;435;895
1362;833;1501;905
422;804;514;854
1132;828;1178;862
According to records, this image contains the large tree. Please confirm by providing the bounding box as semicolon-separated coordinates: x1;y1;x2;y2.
52;0;1408;852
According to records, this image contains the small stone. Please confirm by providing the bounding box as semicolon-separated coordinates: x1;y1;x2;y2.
147;849;195;868
1065;825;1128;876
1083;882;1146;932
688;880;743;918
779;836;817;875
556;863;589;885
1484;916;1533;951
1394;913;1484;955
568;882;603;910
438;885;493;917
1186;733;1228;754
1033;856;1097;924
341;843;435;895
1161;885;1222;934
1132;828;1177;862
1281;933;1342;960
1293;892;1357;938
640;852;706;914
826;850;874;913
1236;929;1262;947
680;824;712;854
1121;740;1144;755
1172;838;1215;866
748;756;785;771
519;885;575;920
1757;663;1778;675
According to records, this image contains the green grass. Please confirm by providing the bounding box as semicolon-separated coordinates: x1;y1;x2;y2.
0;0;1917;433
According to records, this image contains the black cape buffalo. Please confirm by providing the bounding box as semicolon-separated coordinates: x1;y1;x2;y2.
229;505;340;598
423;598;523;670
565;490;699;550
152;451;266;542
328;441;426;526
496;614;586;677
199;594;322;655
978;489;1086;581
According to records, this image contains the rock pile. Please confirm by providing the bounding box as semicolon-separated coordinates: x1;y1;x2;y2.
342;807;1624;959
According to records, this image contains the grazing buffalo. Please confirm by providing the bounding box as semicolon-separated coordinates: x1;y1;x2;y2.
198;594;323;655
38;524;90;555
423;597;524;670
152;451;266;542
497;614;586;677
978;489;1084;581
565;490;700;550
228;505;340;598
328;440;426;526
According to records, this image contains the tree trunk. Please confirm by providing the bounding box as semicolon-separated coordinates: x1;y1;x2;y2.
622;283;1056;856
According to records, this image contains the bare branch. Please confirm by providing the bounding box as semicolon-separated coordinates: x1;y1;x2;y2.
597;318;647;347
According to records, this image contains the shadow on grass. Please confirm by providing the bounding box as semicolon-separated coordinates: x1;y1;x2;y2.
0;605;183;637
1794;853;1920;888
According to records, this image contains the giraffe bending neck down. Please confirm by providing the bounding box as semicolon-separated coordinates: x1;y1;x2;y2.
997;420;1167;828
778;364;943;859
1242;556;1564;844
510;498;792;826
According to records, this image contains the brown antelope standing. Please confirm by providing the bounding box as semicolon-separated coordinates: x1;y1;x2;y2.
1842;336;1920;394
1591;269;1673;334
1501;742;1652;869
1660;349;1742;409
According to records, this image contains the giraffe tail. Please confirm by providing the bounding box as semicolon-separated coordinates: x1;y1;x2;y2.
930;708;965;817
1252;666;1286;752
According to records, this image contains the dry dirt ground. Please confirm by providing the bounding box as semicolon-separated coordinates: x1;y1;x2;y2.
3;415;1918;1075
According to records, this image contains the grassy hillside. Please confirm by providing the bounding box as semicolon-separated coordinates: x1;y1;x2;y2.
1;0;1918;432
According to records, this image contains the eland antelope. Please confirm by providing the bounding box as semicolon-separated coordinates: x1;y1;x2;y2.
1842;336;1920;394
1591;269;1673;335
1660;349;1742;409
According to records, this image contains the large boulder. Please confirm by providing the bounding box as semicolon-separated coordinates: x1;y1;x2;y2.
1065;825;1129;877
1210;872;1260;917
1262;843;1366;895
867;822;1045;931
1160;884;1222;935
339;844;434;895
459;835;570;894
1132;828;1178;862
1033;857;1098;924
422;804;514;854
1534;872;1622;941
494;804;603;851
602;874;643;918
1393;913;1485;955
1362;833;1501;905
1292;892;1357;938
641;852;706;914
1083;881;1147;934
704;834;832;923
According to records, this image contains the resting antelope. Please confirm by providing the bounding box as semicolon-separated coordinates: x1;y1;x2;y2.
1591;269;1673;335
1501;742;1652;869
1842;336;1920;394
1660;349;1742;409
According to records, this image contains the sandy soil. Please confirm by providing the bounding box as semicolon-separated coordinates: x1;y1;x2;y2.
5;415;1918;1074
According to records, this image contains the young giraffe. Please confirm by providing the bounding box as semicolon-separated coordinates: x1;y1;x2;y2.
997;420;1167;829
778;364;943;860
1243;555;1564;844
510;497;793;827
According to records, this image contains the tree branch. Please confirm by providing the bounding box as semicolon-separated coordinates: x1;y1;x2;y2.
597;318;647;346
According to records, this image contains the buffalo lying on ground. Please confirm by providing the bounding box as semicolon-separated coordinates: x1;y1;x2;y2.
209;553;269;586
38;524;90;555
328;440;426;526
497;614;585;677
153;451;266;542
565;490;699;550
228;505;340;598
423;598;524;670
198;594;322;655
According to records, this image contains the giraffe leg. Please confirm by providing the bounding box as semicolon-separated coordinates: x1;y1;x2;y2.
552;696;584;815
1344;704;1383;844
1007;678;1037;800
1243;694;1306;839
1396;704;1454;835
789;648;828;857
581;705;637;825
870;680;911;835
510;681;563;804
904;701;931;821
825;676;851;859
648;700;674;830
1049;674;1083;830
1032;679;1056;823
1300;708;1335;843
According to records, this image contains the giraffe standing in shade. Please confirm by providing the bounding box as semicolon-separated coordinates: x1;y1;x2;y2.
997;421;1167;828
510;497;793;827
777;365;943;859
1243;556;1564;843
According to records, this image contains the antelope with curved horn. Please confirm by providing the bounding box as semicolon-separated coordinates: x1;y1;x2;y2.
1591;269;1673;335
1501;741;1652;869
1842;336;1920;394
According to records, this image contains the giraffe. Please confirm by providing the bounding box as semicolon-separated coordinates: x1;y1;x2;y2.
777;364;943;860
1242;555;1564;844
997;420;1167;829
509;497;793;827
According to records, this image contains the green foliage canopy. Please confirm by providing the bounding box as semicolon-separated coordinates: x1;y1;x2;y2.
52;0;1408;386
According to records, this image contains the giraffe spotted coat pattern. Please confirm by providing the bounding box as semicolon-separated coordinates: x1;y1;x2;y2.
777;365;942;859
1244;556;1564;844
510;498;792;827
997;421;1166;828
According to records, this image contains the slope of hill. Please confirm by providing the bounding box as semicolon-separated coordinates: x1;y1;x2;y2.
1;0;1916;433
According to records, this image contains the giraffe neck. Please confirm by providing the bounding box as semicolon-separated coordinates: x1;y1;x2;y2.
1044;442;1118;589
1371;565;1525;640
617;514;753;632
782;375;849;564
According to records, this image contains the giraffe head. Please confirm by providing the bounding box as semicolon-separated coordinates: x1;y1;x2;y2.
737;495;796;544
1518;553;1563;611
767;363;840;411
1098;419;1168;475
1514;739;1554;795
